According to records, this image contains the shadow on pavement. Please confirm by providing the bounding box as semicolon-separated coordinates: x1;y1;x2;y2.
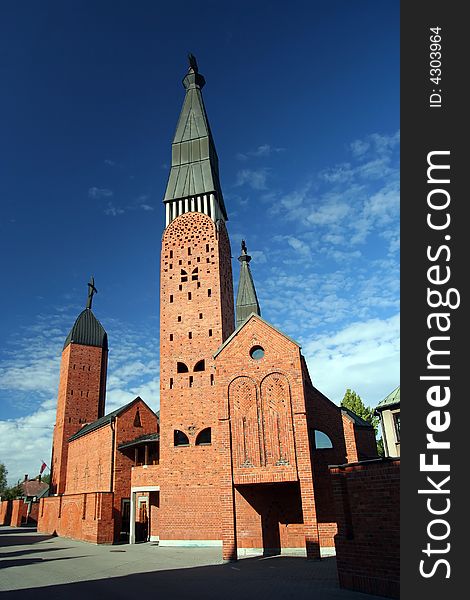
0;555;386;600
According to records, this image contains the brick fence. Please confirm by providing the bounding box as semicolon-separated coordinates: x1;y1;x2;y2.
330;458;400;599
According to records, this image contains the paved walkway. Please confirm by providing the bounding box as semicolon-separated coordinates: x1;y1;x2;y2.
0;527;387;599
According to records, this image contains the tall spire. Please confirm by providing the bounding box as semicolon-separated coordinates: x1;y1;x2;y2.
163;55;227;226
236;240;261;328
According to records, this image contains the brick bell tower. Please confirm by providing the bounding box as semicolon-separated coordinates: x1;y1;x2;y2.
158;55;235;542
50;277;108;495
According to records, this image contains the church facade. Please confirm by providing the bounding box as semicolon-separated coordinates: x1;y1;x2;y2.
38;58;377;558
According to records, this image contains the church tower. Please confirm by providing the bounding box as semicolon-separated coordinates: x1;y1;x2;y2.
50;278;108;495
158;56;235;542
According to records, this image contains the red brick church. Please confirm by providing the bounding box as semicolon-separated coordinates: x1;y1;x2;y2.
38;57;377;559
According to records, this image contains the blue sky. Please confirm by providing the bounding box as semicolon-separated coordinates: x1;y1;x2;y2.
0;1;399;484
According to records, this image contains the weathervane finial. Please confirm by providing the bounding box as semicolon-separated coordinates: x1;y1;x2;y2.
86;276;97;309
188;53;198;73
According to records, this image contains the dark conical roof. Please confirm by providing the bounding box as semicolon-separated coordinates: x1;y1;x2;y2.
163;56;228;220
63;308;108;350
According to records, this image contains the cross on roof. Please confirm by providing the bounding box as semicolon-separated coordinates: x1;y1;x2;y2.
86;276;97;309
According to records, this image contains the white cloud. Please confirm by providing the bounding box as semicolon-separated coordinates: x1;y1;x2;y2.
236;144;285;160
236;168;269;190
303;314;400;407
88;187;113;199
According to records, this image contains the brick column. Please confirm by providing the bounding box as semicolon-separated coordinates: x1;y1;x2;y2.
219;417;237;561
294;412;321;559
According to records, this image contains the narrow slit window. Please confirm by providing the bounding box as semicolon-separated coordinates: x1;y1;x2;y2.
169;334;173;341
169;378;173;389
208;329;213;337
178;315;182;322
189;375;193;388
170;294;173;303
188;292;192;300
189;332;192;339
208;289;211;297
210;374;214;386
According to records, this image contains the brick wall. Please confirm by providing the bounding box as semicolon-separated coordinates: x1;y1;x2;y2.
10;499;26;527
0;499;11;525
37;492;115;543
330;458;400;599
215;315;322;559
158;212;234;542
51;343;107;495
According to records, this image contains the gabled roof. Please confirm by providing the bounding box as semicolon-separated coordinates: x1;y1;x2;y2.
21;478;49;499
163;58;227;220
64;308;108;350
376;386;400;411
68;397;150;441
214;313;300;359
341;407;374;429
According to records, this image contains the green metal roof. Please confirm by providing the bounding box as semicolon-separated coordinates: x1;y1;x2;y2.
118;432;159;450
236;242;261;328
63;308;108;350
163;56;227;220
376;386;400;411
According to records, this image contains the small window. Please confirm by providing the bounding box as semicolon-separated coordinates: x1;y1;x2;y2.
188;248;192;256
208;289;211;297
189;376;193;388
177;362;189;373
194;360;205;372
169;378;173;389
393;412;400;442
208;329;212;337
206;244;209;252
174;430;190;446
169;333;173;341
250;346;265;360
196;428;211;445
170;294;173;303
169;250;173;258
134;410;142;428
314;430;333;449
177;315;182;322
199;313;203;319
179;284;182;291
188;332;192;339
210;374;214;386
188;292;192;300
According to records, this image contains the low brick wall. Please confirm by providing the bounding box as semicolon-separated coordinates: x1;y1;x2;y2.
330;458;400;599
38;492;115;543
10;499;27;527
0;499;12;525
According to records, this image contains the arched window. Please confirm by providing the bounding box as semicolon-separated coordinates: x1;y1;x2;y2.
177;362;189;373
192;267;198;281
194;359;205;372
174;430;189;446
181;269;188;282
314;430;333;449
195;428;211;445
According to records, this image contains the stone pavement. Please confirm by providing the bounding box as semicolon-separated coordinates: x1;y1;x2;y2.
0;527;387;599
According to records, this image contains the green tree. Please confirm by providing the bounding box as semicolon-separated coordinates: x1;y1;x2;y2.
341;389;384;456
0;462;8;495
2;482;23;500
